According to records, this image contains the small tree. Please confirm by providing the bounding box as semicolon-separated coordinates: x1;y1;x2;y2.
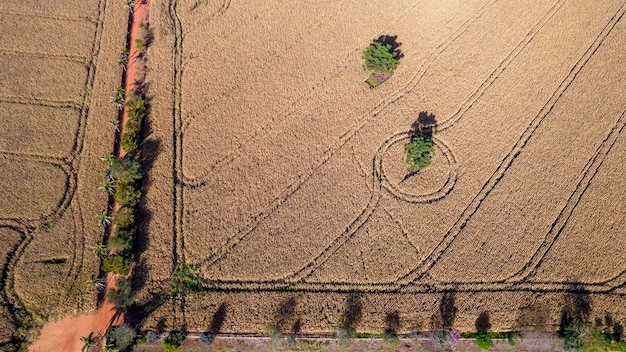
92;243;108;258
80;332;96;352
363;42;400;74
110;157;144;183
114;182;141;208
163;331;187;352
102;253;134;275
404;136;434;172
108;277;134;307
87;275;105;291
98;210;112;226
113;207;135;230
108;230;133;253
106;324;137;351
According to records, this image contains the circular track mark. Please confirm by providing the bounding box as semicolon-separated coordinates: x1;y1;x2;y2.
377;132;457;203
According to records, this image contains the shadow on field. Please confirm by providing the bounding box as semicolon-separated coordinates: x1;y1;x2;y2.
374;34;404;60
274;297;298;332
410;111;437;141
432;291;457;330
210;303;227;333
386;310;401;330
340;294;363;330
559;283;592;336
476;311;491;332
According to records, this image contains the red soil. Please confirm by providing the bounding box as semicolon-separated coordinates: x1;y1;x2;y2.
29;1;150;351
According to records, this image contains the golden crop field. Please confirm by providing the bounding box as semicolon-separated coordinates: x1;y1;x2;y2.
136;0;626;337
0;0;127;348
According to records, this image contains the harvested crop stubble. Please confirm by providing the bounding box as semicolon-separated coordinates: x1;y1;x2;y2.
142;0;626;335
0;13;95;56
0;55;87;102
0;158;68;221
0;0;100;20
0;103;80;157
0;227;22;346
0;0;130;346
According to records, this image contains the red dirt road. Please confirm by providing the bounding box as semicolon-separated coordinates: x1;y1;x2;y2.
29;0;150;350
29;275;124;352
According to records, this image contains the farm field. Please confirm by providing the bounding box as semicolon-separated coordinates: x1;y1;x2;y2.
136;0;626;337
0;0;127;348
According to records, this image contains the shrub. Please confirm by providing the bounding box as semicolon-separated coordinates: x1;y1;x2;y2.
126;98;146;123
163;331;187;352
114;182;141;208
145;331;159;345
106;324;137;351
102;253;134;275
108;230;133;253
199;332;215;346
362;42;399;74
405;136;435;172
267;326;283;349
113;207;135;230
107;277;134;307
382;329;399;346
120;132;139;156
109;157;144;183
475;331;493;351
335;327;354;348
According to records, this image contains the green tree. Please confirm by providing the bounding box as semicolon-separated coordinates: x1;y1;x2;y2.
404;136;435;172
108;230;133;253
362;42;400;74
475;331;493;351
163;331;187;352
102;253;134;275
107;277;134;307
98;181;115;195
113;207;135;230
109;157;144;183
114;182;141;208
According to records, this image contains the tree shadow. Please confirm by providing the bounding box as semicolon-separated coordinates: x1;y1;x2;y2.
374;34;404;60
475;312;491;332
517;299;550;331
340;294;363;330
439;291;457;330
385;310;401;331
210;303;227;333
274;297;298;332
559;284;592;336
410;111;437;141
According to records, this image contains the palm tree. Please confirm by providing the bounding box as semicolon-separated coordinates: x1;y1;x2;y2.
109;119;120;132
111;87;125;110
92;243;108;258
80;332;96;352
98;181;115;195
86;275;105;291
101;153;116;166
97;210;112;226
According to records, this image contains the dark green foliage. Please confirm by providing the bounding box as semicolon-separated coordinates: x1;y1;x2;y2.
106;324;137;351
113;207;135;230
362;42;399;74
126;97;146;122
163;331;187;352
108;230;133;253
475;331;493;351
114;182;141;208
110;157;144;183
405;136;435;171
102;253;134;275
382;329;399;346
107;277;134;307
172;263;214;295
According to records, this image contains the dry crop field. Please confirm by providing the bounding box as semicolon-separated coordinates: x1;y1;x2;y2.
0;0;127;348
138;0;626;337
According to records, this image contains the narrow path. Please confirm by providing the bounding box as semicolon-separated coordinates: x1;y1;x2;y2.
29;1;150;351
